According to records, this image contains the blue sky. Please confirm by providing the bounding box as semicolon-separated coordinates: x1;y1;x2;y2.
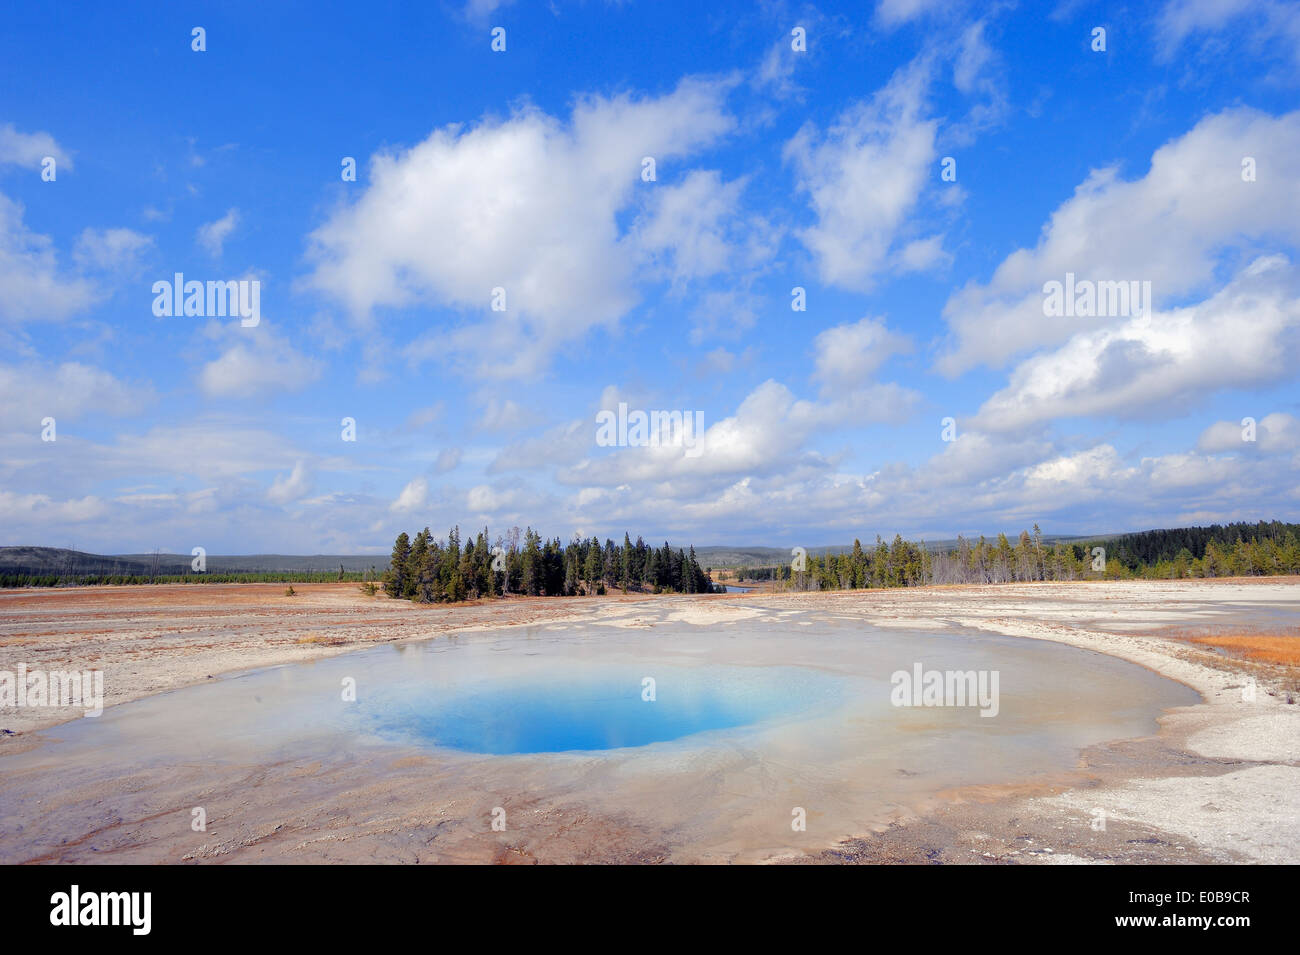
2;0;1298;554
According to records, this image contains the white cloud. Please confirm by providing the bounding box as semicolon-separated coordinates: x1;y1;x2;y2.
563;380;817;488
489;419;590;473
784;58;941;290
0;123;71;170
463;0;513;21
0;194;97;322
560;376;919;493
689;289;759;344
1024;445;1130;489
434;447;462;472
875;0;949;28
0;421;312;494
972;255;1300;431
1157;0;1300;68
0;490;105;525
198;324;321;398
1198;411;1300;453
267;461;313;504
477;397;543;433
937;108;1300;375
197;208;240;257
72;227;153;273
811;316;911;393
755;37;802;99
635;170;749;284
307;76;736;377
391;477;429;513
467;483;533;514
0;360;152;426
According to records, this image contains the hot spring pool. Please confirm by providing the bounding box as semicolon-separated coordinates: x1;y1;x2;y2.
0;612;1202;864
366;664;847;754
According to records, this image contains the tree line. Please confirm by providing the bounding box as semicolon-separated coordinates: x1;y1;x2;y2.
1098;521;1300;568
731;522;1300;590
383;526;721;602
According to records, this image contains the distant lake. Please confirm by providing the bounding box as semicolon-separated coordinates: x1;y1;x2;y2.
722;584;754;593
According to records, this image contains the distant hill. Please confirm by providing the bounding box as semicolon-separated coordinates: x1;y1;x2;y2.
7;523;1286;578
0;547;383;577
0;537;1105;576
691;546;793;567
694;534;1096;567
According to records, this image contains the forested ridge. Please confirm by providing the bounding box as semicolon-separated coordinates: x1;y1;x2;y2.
731;521;1300;590
1097;521;1300;567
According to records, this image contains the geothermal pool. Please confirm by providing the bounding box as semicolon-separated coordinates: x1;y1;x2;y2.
368;663;847;754
0;610;1200;863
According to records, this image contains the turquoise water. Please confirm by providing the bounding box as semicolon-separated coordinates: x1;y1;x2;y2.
367;665;843;754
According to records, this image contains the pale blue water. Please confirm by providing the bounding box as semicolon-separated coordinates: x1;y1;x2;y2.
367;664;843;754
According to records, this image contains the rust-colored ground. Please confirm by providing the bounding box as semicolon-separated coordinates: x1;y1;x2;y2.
1187;630;1300;666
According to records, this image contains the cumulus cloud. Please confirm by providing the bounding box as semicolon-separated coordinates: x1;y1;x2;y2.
559;375;918;494
563;380;819;488
784;58;941;290
972;255;1300;431
306;76;736;378
937;108;1300;375
811;316;912;393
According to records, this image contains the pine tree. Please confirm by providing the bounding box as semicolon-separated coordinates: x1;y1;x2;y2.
621;532;633;592
383;532;411;597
